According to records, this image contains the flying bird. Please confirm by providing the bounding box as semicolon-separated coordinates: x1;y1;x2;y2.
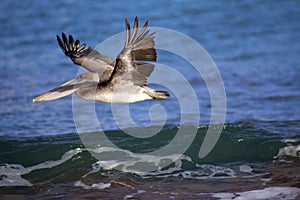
33;17;169;103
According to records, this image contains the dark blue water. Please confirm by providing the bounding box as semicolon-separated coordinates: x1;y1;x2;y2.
1;0;300;199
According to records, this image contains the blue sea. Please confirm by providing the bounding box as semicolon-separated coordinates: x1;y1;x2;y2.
1;0;300;199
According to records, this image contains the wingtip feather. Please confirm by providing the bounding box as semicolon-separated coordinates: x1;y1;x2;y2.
125;18;131;46
144;20;149;28
69;35;74;51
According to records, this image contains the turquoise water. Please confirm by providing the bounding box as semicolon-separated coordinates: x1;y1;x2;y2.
1;0;300;199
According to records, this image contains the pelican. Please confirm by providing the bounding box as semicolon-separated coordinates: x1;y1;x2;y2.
33;17;169;103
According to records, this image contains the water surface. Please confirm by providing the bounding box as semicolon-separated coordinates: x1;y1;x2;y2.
0;0;300;199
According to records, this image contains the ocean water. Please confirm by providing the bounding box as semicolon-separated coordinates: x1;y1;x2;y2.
1;0;300;199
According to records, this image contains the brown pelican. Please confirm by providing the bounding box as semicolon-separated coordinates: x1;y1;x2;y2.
33;17;169;103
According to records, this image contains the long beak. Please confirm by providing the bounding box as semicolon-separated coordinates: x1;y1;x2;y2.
33;72;99;103
33;79;80;102
33;91;57;102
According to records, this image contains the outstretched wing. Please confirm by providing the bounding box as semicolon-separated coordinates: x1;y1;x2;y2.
57;33;115;77
108;17;156;87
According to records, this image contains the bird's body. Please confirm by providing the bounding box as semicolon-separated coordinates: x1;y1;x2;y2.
33;17;169;103
76;85;153;103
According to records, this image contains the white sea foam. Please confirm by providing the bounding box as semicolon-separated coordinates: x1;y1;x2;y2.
0;144;269;188
78;146;237;180
281;139;300;144
276;144;300;158
0;148;83;186
168;164;236;180
198;164;236;179
74;180;111;190
211;186;300;200
124;190;146;199
239;165;253;174
87;146;192;176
